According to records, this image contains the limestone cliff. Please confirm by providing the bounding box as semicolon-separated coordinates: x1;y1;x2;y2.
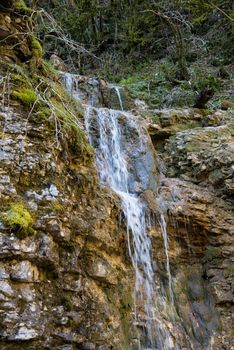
0;2;233;350
148;108;234;349
0;3;134;349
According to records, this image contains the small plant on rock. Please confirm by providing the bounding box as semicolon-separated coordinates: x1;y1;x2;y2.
2;202;35;239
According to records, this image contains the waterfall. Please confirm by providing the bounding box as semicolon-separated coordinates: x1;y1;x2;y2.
114;86;124;111
85;108;175;349
64;73;176;349
62;72;82;101
109;84;124;111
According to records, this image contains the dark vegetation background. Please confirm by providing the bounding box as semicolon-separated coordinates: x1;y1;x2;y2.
25;0;234;108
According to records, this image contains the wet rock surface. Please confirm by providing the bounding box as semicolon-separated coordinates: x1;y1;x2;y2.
147;107;234;349
87;107;160;195
60;72;134;111
155;178;234;349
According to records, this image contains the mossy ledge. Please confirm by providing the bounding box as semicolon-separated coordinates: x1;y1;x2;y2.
2;58;94;159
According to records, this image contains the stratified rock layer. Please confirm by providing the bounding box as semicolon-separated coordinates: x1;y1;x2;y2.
148;107;234;349
0;103;133;349
0;3;233;348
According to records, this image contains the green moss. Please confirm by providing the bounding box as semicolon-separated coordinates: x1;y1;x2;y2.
31;36;43;59
51;199;64;212
9;64;32;87
186;143;201;153
2;203;35;239
12;88;37;105
61;295;73;311
35;106;52;121
11;73;26;84
15;0;31;12
41;60;59;80
204;246;221;262
170;121;201;134
224;265;234;278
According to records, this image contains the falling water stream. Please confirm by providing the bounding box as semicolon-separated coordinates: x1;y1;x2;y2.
110;85;124;111
64;74;176;349
62;72;82;101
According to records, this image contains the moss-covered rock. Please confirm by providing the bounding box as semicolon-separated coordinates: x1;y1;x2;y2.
1;202;35;238
30;36;43;63
12;87;37;105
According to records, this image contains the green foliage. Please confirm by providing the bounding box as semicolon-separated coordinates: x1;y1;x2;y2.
218;66;231;79
7;58;92;157
184;0;214;24
119;59;194;108
12;87;37;105
204;246;221;261
120;77;137;85
2;202;35;238
35;0;233;85
192;69;221;92
16;0;30;11
48;81;93;156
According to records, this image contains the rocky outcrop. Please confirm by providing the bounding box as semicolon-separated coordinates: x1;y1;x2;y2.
147;107;234;349
61;72;134;111
0;6;135;347
148;108;234;198
0;98;136;349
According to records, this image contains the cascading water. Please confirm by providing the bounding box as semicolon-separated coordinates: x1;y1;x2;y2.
112;85;124;111
62;72;82;101
85;107;176;349
64;73;177;349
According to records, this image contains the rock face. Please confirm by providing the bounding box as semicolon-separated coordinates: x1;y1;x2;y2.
0;100;136;349
0;6;134;346
0;3;233;349
61;72;135;111
148;108;234;349
0;76;233;349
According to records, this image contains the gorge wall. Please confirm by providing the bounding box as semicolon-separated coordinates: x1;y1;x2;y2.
0;2;233;350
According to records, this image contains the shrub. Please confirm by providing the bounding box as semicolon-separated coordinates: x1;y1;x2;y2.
2;203;34;239
192;68;221;92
